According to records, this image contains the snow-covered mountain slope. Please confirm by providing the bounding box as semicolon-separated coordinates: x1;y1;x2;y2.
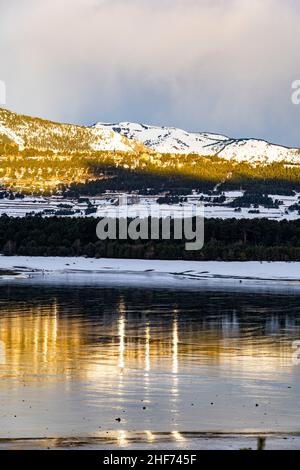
95;122;300;164
0;108;145;154
2;107;299;164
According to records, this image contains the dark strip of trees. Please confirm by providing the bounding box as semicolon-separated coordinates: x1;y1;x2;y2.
1;215;300;261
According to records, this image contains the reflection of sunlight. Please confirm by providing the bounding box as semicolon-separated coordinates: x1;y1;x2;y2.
145;324;151;372
145;430;155;442
172;431;185;442
118;314;125;370
0;340;5;365
117;430;128;447
43;315;49;359
143;323;150;398
117;312;125;398
53;301;58;344
0;296;295;394
172;316;178;375
0;302;85;381
171;315;179;421
224;353;292;378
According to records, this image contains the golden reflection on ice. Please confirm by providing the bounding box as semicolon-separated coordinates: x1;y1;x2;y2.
143;323;151;399
145;430;155;442
172;315;178;375
118;313;125;371
145;324;151;373
0;340;5;365
43;315;49;360
0;303;85;381
117;430;128;447
0;298;296;389
171;314;179;421
0;289;299;439
171;431;185;442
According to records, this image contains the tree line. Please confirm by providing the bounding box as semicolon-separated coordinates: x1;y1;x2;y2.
1;215;300;261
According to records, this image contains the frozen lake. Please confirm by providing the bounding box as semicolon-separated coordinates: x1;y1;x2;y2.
0;282;300;449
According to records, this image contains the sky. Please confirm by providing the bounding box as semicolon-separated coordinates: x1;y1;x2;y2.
1;0;300;147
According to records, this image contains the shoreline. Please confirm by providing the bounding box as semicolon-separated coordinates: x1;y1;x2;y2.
1;256;300;291
1;432;300;450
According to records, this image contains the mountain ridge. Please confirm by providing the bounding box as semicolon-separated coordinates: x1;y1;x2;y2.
0;108;146;154
1;107;299;164
95;122;300;164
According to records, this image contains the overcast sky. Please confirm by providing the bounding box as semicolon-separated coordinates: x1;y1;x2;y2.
1;0;300;146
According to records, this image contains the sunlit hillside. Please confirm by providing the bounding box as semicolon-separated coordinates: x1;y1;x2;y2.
0;107;146;155
0;108;300;195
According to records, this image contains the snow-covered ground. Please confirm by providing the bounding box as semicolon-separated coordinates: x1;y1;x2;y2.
0;192;299;220
95;122;300;164
1;256;300;290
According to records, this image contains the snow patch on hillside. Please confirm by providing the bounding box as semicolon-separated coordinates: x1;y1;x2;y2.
0;123;24;150
91;126;134;152
95;122;300;164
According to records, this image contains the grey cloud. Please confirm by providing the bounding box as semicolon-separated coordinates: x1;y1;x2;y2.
0;0;300;146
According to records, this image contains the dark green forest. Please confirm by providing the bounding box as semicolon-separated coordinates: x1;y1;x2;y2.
62;162;300;197
1;215;300;261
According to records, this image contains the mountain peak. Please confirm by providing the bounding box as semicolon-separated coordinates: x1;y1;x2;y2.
95;121;300;164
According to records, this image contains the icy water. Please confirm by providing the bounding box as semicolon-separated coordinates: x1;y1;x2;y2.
0;284;300;449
